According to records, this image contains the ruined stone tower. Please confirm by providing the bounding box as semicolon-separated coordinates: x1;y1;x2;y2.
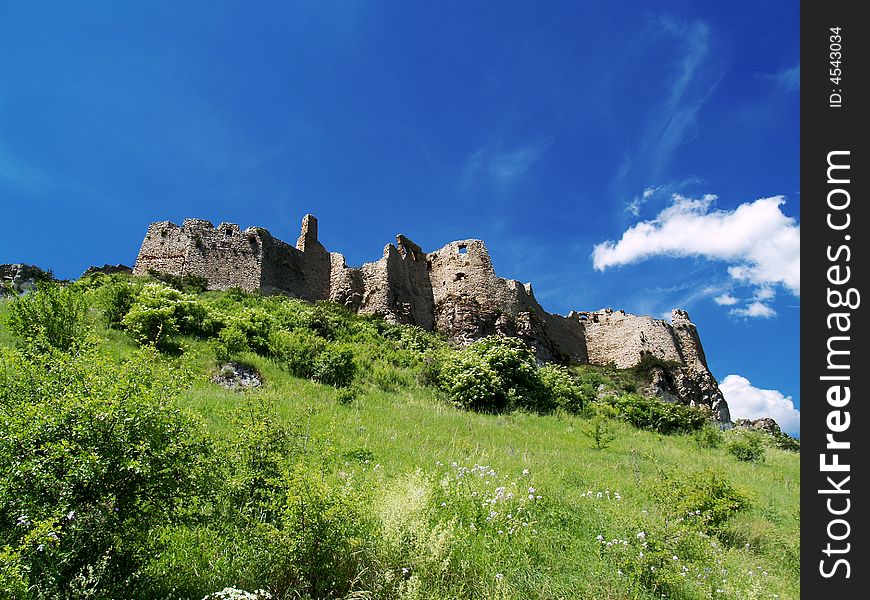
133;214;731;424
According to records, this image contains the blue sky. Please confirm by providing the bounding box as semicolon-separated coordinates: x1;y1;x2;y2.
0;1;800;433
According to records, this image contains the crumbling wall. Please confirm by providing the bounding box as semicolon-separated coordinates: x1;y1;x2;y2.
583;309;685;368
132;213;731;424
133;221;191;278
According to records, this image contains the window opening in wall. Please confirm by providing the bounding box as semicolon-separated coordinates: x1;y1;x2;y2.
458;244;467;254
454;272;466;281
224;228;233;238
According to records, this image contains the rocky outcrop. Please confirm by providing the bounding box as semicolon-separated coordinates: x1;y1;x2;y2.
0;264;51;295
82;264;134;277
133;214;732;425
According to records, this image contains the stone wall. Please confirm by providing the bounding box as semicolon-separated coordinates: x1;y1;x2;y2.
132;214;732;424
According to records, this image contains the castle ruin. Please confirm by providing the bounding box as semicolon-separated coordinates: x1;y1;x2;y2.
134;214;731;424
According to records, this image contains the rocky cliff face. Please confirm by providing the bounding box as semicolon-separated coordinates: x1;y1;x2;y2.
133;214;732;425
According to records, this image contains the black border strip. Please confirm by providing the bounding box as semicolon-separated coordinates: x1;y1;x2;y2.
802;1;869;596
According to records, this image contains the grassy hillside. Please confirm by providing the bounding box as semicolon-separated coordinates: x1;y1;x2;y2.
0;276;799;599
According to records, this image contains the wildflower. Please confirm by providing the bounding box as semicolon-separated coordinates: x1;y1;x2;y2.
522;468;529;475
16;515;29;527
36;544;45;552
440;502;446;507
495;573;504;581
637;531;646;540
673;556;678;561
48;532;59;541
596;534;604;542
402;568;409;575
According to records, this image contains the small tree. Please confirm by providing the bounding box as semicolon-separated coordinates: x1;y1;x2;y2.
580;414;617;450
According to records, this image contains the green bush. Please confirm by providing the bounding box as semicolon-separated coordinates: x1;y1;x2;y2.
0;346;211;598
4;282;86;352
693;424;724;448
603;393;709;434
121;282;218;347
727;430;767;462
147;269;210;293
440;336;543;413
214;324;250;362
580;414;617;449
222;307;275;354
268;328;327;379
539;364;589;412
655;468;750;533
312;344;356;388
95;277;140;328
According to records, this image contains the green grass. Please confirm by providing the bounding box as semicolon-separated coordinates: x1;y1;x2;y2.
0;284;799;599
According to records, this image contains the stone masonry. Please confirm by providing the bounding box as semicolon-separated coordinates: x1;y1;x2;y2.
134;215;731;424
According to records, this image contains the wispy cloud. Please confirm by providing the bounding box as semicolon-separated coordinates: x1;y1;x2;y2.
645;18;717;175
610;17;723;199
757;64;800;92
592;193;800;316
626;186;663;216
464;140;553;188
713;293;738;306
0;145;52;194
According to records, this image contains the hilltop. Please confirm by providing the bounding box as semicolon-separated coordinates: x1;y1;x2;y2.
132;214;731;425
0;275;799;599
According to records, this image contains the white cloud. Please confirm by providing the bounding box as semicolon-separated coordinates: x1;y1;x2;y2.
720;374;800;436
731;301;776;319
592;194;801;305
626;186;663;216
713;293;738;306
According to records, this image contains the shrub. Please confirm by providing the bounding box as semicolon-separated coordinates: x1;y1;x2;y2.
96;277;140;328
0;346;211;597
4;282;86;352
311;344;356;388
213;324;249;362
580;414;618;449
538;364;588;413
222;307;275;354
693;424;724;449
655;468;750;533
603;393;709;434
439;336;543;413
147;269;209;293
727;430;766;462
268;329;327;379
121;283;218;347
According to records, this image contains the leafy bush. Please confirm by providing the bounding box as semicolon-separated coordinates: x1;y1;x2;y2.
4;282;86;352
121;283;218;347
213;324;250;362
580;414;618;449
147;269;210;293
222;307;275;354
0;346;211;597
268;328;327;379
538;364;589;412
603;393;709;434
95;277;140;328
693;424;724;449
311;344;356;388
440;336;543;413
655;468;750;533
727;430;766;462
631;352;681;378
